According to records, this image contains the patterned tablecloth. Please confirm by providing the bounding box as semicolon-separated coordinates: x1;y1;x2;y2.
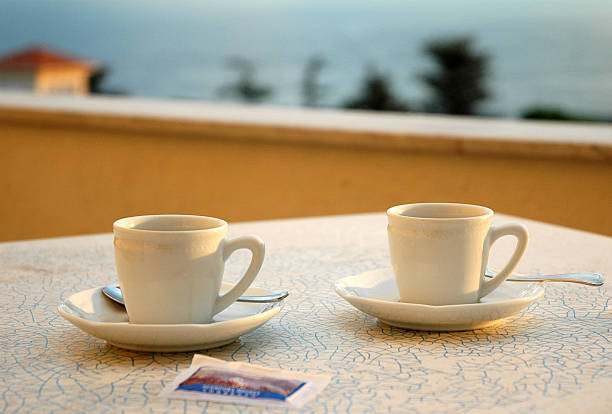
1;213;610;413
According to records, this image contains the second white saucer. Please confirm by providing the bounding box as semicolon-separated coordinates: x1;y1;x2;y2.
58;283;283;352
335;268;544;331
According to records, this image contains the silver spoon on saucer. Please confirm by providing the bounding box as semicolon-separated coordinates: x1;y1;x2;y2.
484;270;604;286
102;285;289;307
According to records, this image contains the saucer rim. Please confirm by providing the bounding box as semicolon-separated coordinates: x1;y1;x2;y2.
58;284;283;328
57;300;282;328
334;268;544;310
57;284;283;351
334;268;545;331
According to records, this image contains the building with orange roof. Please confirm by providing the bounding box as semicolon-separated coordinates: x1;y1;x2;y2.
0;46;96;95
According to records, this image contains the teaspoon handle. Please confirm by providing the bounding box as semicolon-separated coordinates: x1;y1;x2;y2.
102;285;288;307
484;270;604;286
238;291;289;302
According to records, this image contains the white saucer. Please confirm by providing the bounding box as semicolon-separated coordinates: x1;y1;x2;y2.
58;283;283;352
335;269;544;331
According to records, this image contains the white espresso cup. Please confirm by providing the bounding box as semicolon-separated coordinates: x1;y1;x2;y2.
113;214;265;324
387;203;529;305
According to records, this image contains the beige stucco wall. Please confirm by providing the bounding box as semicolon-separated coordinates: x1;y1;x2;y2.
35;66;90;95
1;105;611;241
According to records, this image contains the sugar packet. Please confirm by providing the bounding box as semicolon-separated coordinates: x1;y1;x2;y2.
158;355;331;409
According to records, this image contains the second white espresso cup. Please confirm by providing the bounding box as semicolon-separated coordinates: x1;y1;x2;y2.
113;214;265;324
387;203;529;305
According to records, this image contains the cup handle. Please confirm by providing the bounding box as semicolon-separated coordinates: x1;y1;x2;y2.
213;235;265;316
479;223;529;299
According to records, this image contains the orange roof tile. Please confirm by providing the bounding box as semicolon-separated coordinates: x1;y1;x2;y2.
0;46;94;70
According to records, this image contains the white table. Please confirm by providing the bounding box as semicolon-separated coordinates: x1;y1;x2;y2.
1;213;610;413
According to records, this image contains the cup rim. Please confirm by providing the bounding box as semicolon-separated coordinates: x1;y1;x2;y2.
387;203;493;221
113;214;228;234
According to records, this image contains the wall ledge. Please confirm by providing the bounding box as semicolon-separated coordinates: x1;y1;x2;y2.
1;92;611;161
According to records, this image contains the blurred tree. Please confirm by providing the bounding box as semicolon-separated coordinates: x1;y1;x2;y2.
89;66;107;93
421;37;489;115
343;67;408;111
302;55;326;107
88;65;126;95
218;57;272;103
521;106;611;122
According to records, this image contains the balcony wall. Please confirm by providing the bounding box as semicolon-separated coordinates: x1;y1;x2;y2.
0;93;611;241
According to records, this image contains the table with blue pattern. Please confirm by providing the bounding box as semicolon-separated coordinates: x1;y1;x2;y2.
1;213;610;413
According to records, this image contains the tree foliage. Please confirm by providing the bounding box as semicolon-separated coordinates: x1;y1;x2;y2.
88;65;125;95
218;57;272;103
522;106;611;122
302;55;326;107
343;67;407;112
421;37;489;115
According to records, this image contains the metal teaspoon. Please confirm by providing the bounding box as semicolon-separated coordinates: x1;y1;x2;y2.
102;285;289;307
484;270;604;286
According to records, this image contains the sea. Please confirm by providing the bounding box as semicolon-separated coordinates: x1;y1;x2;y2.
1;0;611;117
